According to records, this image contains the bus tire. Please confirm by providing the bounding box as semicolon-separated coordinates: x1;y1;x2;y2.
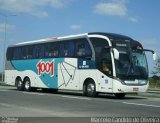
85;80;97;97
24;78;31;92
114;93;126;98
83;84;87;96
16;78;24;91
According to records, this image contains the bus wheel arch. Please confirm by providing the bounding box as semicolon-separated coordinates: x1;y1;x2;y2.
23;77;31;92
83;78;97;97
15;76;24;91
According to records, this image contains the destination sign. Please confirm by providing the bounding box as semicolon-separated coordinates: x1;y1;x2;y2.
116;43;127;47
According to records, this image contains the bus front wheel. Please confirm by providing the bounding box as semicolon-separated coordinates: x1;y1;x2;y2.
84;80;97;97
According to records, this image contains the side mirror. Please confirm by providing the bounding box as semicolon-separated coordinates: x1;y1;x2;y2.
153;52;157;61
143;49;157;61
113;48;119;60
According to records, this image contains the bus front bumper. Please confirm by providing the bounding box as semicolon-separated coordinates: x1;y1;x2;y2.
112;79;149;93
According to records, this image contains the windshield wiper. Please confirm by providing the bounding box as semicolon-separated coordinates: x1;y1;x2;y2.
126;64;131;76
126;42;136;77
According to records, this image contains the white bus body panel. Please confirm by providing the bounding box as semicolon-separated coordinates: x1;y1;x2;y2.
5;70;48;88
57;59;79;90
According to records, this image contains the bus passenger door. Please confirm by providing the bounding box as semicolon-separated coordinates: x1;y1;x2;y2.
98;48;113;93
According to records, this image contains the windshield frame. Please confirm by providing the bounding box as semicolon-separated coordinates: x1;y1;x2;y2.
112;40;149;83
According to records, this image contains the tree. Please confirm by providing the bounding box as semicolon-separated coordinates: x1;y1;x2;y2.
151;56;160;88
152;56;160;76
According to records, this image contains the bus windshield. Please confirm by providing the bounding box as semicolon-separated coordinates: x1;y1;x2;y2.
115;46;148;81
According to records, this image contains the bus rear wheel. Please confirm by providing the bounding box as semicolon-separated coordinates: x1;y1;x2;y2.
114;93;126;98
16;78;24;91
84;80;97;97
24;78;31;92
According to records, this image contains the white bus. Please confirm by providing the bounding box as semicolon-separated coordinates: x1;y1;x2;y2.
5;32;156;98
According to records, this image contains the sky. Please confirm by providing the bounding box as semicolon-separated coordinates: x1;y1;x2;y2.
0;0;160;76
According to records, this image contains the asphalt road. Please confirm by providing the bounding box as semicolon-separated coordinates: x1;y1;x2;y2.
0;86;160;122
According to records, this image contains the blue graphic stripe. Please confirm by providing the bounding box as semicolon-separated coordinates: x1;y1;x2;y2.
11;58;64;88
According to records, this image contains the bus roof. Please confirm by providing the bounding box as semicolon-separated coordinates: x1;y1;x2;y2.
14;33;88;46
88;32;133;40
10;32;134;47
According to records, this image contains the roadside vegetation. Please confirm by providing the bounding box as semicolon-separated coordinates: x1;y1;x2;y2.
150;56;160;89
0;73;2;81
149;76;160;89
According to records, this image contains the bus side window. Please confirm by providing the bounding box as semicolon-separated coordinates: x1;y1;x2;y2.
64;42;74;57
27;46;33;59
45;45;50;58
60;41;75;57
60;43;66;57
13;47;21;60
68;42;75;57
21;47;27;59
35;44;44;59
90;37;110;72
101;48;113;76
33;45;43;59
75;38;92;58
7;47;13;60
63;44;68;56
52;43;59;57
45;43;59;58
76;41;85;57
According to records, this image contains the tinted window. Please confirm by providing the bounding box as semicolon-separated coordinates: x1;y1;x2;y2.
75;38;92;58
59;38;92;59
13;47;21;60
21;47;28;59
90;37;113;76
6;47;13;60
13;45;34;60
26;45;33;59
90;37;109;55
45;42;59;58
90;37;109;66
8;38;92;60
33;44;44;59
60;41;75;57
101;48;113;76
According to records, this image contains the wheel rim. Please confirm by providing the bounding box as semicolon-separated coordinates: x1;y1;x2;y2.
25;81;30;90
17;80;22;88
87;83;95;95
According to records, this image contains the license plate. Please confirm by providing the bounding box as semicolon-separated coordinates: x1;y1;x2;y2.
133;87;139;91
